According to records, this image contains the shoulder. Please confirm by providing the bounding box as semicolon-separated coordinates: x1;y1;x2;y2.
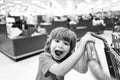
39;51;52;59
39;51;56;63
38;52;57;71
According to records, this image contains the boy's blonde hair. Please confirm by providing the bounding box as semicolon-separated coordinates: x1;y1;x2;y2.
44;27;77;59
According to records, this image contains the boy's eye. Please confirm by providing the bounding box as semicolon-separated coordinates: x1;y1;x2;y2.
64;42;70;46
54;39;70;46
55;39;60;43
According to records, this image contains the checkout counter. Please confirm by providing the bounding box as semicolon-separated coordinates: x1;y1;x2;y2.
0;23;47;61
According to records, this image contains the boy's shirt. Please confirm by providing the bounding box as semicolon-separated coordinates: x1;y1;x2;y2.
36;52;64;80
36;51;88;80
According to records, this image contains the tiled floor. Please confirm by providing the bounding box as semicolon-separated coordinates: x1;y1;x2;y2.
0;30;113;80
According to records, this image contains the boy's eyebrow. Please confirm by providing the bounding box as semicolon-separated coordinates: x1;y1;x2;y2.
64;41;70;44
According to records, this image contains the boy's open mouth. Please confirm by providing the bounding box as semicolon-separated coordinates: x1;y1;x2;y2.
55;50;63;56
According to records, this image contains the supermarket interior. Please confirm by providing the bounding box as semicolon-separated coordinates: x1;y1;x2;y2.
0;0;120;80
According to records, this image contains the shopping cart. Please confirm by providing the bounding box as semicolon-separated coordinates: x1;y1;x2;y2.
91;33;120;79
111;32;120;56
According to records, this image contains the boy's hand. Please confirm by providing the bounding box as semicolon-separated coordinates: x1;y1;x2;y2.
77;32;95;47
81;32;95;43
76;32;95;53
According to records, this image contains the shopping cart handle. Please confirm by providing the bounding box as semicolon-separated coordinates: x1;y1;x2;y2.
91;33;107;43
91;33;120;62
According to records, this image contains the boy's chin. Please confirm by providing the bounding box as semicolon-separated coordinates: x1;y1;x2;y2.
53;56;63;61
53;55;68;62
54;56;62;60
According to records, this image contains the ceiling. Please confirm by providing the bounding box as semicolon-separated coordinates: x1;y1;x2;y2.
4;0;120;16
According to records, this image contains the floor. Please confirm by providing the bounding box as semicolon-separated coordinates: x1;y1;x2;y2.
0;30;113;80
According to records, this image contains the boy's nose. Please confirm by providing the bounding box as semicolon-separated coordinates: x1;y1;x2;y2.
57;42;63;47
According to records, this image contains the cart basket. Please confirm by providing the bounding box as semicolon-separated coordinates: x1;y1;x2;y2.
91;33;120;79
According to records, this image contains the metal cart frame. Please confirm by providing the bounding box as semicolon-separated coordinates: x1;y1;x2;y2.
91;33;120;79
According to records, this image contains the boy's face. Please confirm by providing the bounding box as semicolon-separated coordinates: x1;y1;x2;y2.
50;39;70;61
